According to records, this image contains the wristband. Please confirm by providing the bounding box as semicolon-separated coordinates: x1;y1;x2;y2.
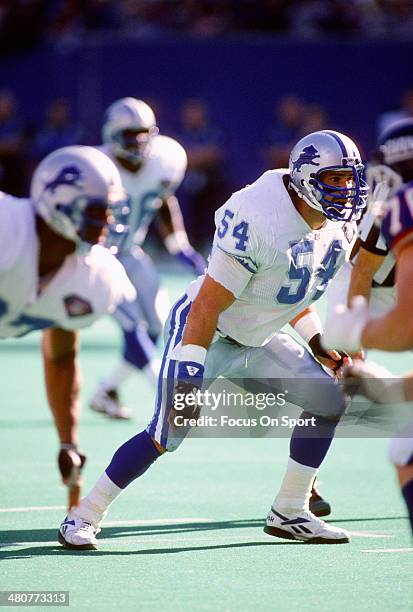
293;311;323;344
178;343;207;366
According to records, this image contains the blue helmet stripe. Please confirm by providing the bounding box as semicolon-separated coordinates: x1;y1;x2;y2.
323;130;348;157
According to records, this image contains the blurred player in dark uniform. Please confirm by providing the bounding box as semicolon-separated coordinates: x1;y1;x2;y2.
323;119;413;536
325;126;404;345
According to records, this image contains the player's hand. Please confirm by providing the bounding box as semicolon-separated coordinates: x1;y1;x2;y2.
322;296;369;353
168;360;204;431
348;349;365;361
309;334;351;377
58;447;86;510
169;381;202;429
342;360;405;403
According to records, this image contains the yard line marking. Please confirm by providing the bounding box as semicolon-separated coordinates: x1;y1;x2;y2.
104;518;213;526
0;542;59;548
0;507;214;525
349;530;391;538
1;535;269;549
362;548;413;553
0;505;65;513
3;533;396;550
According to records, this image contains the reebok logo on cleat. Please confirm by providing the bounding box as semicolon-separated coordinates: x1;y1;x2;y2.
280;517;311;526
269;508;314;535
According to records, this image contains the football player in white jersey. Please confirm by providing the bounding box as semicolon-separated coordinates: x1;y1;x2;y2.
89;98;206;419
59;129;368;549
0;145;135;508
322;119;413;537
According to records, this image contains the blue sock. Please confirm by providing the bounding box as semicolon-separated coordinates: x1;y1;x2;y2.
106;430;161;488
123;327;155;370
290;411;339;469
149;332;159;344
401;479;413;535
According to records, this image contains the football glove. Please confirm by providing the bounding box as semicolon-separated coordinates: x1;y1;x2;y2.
167;344;206;451
322;296;369;353
308;333;350;374
170;359;204;424
58;446;86;510
343;360;405;404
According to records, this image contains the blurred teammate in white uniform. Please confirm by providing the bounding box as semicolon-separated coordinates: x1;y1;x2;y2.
0;146;135;508
59;129;369;549
90;98;206;419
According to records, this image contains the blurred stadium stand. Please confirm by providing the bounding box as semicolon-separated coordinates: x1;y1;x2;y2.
0;1;412;249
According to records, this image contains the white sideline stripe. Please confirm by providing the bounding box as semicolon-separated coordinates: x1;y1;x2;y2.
349;531;391;538
0;505;65;513
362;547;413;553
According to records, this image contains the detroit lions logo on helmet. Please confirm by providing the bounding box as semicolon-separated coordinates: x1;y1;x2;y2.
291;145;321;174
44;166;83;194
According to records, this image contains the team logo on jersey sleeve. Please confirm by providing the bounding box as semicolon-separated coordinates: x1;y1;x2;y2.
291;145;320;174
63;294;93;317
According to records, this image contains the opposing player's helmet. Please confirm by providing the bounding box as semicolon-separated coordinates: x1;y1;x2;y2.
102;97;158;164
377;118;413;185
289;130;368;222
31;145;128;247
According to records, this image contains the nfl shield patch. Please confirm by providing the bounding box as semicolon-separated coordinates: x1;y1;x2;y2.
63;295;93;318
343;224;355;244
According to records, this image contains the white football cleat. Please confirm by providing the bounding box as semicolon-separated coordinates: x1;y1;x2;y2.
264;507;350;544
58;514;100;550
90;385;133;419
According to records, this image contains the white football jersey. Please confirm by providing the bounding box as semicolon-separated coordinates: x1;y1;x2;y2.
186;170;357;347
99;134;187;253
0;193;136;338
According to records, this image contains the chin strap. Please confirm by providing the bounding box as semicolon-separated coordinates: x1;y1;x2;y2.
289;178;322;213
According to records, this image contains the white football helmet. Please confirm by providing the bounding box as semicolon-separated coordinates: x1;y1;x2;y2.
102;97;158;164
289;130;368;222
31;145;128;247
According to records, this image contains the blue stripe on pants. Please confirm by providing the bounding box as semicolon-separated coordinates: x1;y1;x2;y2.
159;300;192;446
